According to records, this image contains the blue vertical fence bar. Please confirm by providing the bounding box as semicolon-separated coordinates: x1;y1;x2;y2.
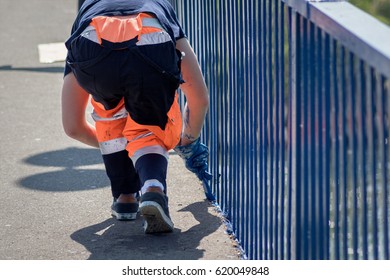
170;0;390;259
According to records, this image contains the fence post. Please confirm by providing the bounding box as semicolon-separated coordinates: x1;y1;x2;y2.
288;6;300;260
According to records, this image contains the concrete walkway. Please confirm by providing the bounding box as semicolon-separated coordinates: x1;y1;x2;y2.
0;0;240;260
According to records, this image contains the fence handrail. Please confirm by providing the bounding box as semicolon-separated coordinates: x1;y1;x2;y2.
283;0;390;78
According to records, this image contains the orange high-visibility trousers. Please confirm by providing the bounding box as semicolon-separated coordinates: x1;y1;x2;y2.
91;93;182;164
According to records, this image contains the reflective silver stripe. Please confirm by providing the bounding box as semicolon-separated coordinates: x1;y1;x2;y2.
80;25;99;43
131;145;169;165
99;137;128;155
128;132;153;143
91;107;128;122
136;30;172;46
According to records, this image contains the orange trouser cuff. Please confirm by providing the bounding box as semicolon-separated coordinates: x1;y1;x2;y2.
91;94;182;160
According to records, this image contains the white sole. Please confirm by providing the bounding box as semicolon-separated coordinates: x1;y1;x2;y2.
139;201;174;233
111;210;137;221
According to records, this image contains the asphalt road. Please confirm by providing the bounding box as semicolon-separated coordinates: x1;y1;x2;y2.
0;0;240;260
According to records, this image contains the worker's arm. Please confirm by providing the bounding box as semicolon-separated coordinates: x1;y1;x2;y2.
61;72;99;148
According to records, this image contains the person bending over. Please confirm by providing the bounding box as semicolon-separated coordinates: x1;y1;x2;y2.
62;0;210;234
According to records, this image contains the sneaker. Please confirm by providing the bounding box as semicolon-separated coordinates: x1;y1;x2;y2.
139;192;174;233
111;199;139;221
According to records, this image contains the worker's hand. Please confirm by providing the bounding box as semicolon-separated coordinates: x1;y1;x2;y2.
174;138;215;201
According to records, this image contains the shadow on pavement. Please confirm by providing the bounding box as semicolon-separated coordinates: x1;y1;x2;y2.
0;64;64;73
71;201;221;260
17;147;109;192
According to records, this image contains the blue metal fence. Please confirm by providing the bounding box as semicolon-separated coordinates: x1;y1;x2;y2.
170;0;390;260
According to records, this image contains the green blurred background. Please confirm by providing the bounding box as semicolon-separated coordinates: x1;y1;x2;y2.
349;0;390;25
